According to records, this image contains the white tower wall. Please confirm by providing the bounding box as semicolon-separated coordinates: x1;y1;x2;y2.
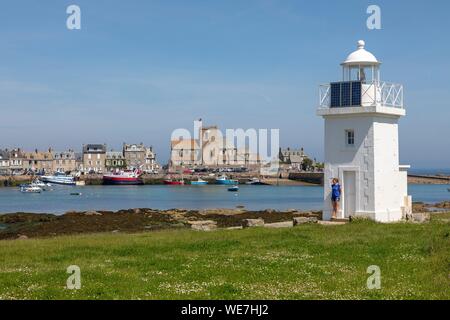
323;115;376;220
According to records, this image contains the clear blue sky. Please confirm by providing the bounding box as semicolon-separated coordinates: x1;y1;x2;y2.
0;0;449;168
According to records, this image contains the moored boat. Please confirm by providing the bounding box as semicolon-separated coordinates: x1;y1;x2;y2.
103;170;143;185
20;185;42;193
30;179;49;187
190;178;208;185
41;173;76;186
245;177;262;185
215;175;238;185
164;179;185;185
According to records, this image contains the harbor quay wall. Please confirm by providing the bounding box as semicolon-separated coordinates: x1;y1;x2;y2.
1;173;448;187
288;172;325;185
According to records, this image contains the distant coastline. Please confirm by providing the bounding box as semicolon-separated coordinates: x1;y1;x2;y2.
409;168;450;176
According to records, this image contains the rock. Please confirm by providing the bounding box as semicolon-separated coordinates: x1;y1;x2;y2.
317;220;347;226
293;216;318;225
187;220;217;231
264;221;293;228
411;213;431;223
435;201;450;209
226;226;243;230
84;211;102;216
112;230;120;233
242;218;264;228
133;208;141;214
17;234;28;240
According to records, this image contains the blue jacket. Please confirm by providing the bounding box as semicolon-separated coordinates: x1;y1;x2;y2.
332;183;341;199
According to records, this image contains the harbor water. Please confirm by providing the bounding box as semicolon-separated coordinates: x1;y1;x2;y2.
0;184;449;215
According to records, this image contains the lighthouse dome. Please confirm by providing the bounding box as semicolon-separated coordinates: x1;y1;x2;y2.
341;40;380;66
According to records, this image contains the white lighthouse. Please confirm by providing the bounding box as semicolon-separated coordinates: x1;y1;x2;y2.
317;40;412;222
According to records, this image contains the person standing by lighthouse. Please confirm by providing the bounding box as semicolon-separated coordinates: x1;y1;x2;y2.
317;40;412;222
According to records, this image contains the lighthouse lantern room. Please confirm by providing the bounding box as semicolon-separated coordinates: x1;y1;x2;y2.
317;40;412;222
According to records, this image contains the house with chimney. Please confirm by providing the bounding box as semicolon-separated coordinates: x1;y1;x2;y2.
52;150;77;173
82;144;107;173
0;150;10;175
23;149;53;173
105;151;126;172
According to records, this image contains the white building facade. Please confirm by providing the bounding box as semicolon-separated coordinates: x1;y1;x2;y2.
317;40;411;222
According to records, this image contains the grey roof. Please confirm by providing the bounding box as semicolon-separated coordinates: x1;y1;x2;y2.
83;144;106;153
52;151;75;159
280;148;303;156
75;152;83;161
106;151;124;159
0;150;9;160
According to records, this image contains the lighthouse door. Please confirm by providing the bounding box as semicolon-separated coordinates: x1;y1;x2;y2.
343;171;356;218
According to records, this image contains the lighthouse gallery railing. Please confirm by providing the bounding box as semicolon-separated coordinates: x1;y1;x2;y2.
319;81;404;109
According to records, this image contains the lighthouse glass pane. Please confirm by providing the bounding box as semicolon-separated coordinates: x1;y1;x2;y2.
350;67;360;81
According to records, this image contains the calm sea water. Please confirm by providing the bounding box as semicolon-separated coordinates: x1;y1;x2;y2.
0;184;449;215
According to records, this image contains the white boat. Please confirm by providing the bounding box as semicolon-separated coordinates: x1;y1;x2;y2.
245;177;262;185
41;173;76;185
20;185;42;193
30;179;49;187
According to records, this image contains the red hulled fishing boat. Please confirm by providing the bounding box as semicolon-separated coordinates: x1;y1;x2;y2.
103;169;143;185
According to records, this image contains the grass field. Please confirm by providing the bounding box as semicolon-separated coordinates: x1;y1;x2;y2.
0;215;449;300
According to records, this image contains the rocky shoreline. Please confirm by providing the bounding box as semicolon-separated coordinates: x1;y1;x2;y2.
1;201;449;240
0;208;322;240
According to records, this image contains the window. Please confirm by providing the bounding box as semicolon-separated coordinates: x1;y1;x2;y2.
346;130;355;146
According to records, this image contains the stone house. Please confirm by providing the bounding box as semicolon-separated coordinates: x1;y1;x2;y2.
82;144;107;173
75;153;83;171
170;139;201;167
143;147;158;172
52;150;77;173
120;143;158;172
23;149;53;173
0;150;9;175
279;147;307;170
6;148;25;174
105;151;126;172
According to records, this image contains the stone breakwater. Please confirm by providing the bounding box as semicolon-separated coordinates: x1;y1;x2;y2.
0;174;318;187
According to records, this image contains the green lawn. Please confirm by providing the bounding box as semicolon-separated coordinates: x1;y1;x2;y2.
0;216;449;300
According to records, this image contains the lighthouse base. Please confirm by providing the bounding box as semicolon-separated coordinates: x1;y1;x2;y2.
323;195;413;223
